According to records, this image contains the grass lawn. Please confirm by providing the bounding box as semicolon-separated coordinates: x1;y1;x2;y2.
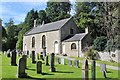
0;52;119;80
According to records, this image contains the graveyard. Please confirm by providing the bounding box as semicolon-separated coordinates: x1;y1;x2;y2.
0;52;119;79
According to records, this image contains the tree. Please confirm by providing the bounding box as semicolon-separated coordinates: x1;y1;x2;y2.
46;1;71;22
5;18;17;50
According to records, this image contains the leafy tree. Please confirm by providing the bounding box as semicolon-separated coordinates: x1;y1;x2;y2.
93;36;107;51
46;2;71;22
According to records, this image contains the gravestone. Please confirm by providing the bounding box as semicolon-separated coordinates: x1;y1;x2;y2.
91;60;96;80
82;59;89;80
49;53;56;72
43;47;46;57
31;51;36;63
27;50;29;55
61;58;65;65
4;51;7;56
45;56;49;65
68;59;72;66
17;58;27;78
22;55;27;68
36;61;42;74
36;53;39;60
7;49;10;57
100;64;107;78
56;57;60;64
74;60;79;68
10;50;17;66
40;54;44;60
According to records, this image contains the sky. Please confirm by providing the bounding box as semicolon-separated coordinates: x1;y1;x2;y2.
0;1;75;26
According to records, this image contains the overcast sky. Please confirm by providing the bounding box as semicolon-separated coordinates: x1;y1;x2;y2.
0;1;75;26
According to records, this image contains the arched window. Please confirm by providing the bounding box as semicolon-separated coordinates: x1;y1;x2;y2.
42;35;46;48
71;43;76;50
54;41;58;53
32;37;35;48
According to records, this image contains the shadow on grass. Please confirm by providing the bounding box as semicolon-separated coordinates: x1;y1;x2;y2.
26;68;36;71
106;71;113;73
55;70;74;73
24;75;46;80
41;72;54;75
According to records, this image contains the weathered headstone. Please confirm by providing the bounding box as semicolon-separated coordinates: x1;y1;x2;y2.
22;55;27;68
49;53;56;72
7;49;10;57
74;60;79;68
100;64;107;78
56;57;60;64
68;59;72;66
45;56;49;65
17;58;27;78
61;58;65;65
10;50;17;66
82;59;89;80
31;51;36;63
43;47;46;57
91;60;96;80
36;61;42;74
40;54;44;60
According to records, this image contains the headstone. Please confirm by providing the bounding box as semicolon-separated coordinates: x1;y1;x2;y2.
36;61;42;74
45;56;49;65
10;50;17;66
49;53;56;72
56;57;60;64
7;49;10;57
82;59;89;80
22;55;27;68
4;51;7;56
27;50;29;55
74;60;79;68
43;47;46;57
68;59;72;66
61;58;65;65
17;58;27;78
100;64;107;78
91;60;96;80
36;53;39;60
31;51;36;63
40;54;44;60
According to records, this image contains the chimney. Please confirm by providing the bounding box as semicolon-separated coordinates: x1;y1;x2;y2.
85;27;89;34
34;19;37;28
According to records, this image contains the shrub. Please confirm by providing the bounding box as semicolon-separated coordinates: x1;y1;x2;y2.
85;47;97;60
93;36;107;51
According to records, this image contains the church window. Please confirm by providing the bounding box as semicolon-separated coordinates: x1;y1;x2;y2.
71;43;76;50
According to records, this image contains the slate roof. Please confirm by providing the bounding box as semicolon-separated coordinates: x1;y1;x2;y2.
24;17;72;36
63;33;87;42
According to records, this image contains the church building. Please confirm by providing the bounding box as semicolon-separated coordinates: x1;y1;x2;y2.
23;17;91;57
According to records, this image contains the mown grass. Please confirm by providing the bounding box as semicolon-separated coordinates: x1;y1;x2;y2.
0;52;119;80
70;56;120;67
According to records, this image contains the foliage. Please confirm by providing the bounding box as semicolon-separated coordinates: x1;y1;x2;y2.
93;36;107;51
85;47;97;60
46;2;71;22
